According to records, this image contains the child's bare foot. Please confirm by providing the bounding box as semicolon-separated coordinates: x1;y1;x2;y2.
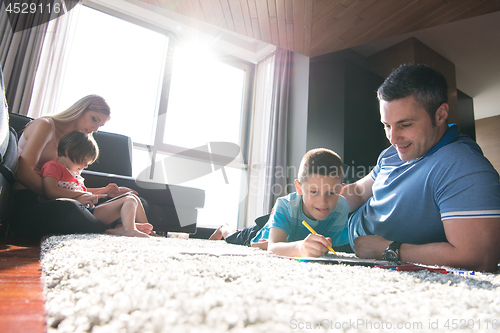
123;229;150;238
208;223;236;240
105;224;150;238
209;224;225;240
136;222;153;234
105;224;124;236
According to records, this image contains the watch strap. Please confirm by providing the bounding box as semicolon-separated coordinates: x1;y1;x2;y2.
389;241;402;252
383;241;403;262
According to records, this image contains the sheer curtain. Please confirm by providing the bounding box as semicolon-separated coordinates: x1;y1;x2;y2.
244;47;292;228
0;0;81;116
0;1;51;115
28;1;82;118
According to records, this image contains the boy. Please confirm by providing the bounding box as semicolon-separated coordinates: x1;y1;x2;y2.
40;131;152;238
210;148;349;257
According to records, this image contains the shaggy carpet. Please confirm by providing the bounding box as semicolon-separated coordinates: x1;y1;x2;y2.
41;234;500;332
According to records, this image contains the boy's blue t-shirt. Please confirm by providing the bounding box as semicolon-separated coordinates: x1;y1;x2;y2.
251;192;349;246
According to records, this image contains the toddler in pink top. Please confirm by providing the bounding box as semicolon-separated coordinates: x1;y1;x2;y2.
40;131;152;237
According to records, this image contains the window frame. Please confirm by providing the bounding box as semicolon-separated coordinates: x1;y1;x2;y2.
80;1;256;227
144;45;255;175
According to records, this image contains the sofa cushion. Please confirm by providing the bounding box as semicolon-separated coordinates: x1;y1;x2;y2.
1;67;19;226
8;112;32;138
87;131;133;177
82;170;205;233
8;113;134;177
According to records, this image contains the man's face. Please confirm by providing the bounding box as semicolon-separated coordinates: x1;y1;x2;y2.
380;95;446;161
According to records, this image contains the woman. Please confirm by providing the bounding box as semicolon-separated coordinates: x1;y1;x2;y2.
10;95;135;240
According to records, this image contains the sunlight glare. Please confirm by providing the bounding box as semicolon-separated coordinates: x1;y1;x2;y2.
163;43;245;150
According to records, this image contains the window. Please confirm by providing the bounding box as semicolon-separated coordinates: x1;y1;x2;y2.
50;5;254;229
56;6;167;147
164;44;245;148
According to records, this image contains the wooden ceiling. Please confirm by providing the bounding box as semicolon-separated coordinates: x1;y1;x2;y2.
137;0;500;58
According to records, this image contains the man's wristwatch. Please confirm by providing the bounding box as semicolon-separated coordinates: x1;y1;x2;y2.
382;241;402;262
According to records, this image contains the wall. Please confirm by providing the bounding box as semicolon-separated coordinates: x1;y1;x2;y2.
343;62;386;183
306;50;387;183
307;53;346;158
366;38;460;126
475;115;500;177
457;89;475;141
306;49;368;159
287;51;310;186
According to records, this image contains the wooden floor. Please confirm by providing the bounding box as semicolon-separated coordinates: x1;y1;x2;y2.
0;241;46;333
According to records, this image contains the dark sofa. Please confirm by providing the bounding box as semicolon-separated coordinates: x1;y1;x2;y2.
5;108;205;235
0;70;18;234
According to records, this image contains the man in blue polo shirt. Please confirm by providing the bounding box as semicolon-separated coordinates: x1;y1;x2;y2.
343;64;500;272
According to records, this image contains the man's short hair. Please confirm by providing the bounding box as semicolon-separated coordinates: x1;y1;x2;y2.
57;131;99;165
377;64;448;126
298;148;343;183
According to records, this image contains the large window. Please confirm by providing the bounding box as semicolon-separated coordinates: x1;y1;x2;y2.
56;6;167;147
51;5;253;229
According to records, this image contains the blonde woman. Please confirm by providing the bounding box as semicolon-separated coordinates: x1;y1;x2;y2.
10;95;138;240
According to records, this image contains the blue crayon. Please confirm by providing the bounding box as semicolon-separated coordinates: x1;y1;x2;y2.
449;270;475;275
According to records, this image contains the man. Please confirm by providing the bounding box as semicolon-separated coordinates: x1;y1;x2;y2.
342;64;500;272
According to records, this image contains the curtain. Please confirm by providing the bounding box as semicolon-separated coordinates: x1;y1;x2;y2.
264;48;291;212
0;0;80;116
28;0;81;118
0;1;52;115
244;47;292;228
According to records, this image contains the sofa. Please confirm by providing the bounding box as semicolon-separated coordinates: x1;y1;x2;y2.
0;69;18;237
6;107;205;235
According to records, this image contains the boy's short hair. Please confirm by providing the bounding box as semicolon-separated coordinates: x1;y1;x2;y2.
57;131;99;165
298;148;343;183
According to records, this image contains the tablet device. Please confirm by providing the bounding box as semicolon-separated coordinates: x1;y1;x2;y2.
104;191;133;203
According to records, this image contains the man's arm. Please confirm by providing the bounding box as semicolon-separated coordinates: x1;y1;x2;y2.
341;174;374;212
353;217;500;272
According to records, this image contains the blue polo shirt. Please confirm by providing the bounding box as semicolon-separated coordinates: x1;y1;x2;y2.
348;124;500;248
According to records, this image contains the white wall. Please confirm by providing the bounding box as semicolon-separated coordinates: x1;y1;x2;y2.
286;52;310;187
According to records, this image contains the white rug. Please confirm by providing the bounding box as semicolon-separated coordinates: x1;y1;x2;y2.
41;234;500;332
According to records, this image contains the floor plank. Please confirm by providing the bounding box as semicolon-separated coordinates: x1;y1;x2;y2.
0;243;46;333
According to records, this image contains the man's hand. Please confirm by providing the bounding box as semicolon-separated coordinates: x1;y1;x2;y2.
353;235;392;260
352;218;500;272
251;239;268;250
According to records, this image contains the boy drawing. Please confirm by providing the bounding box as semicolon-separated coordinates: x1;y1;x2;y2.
40;131;152;238
210;148;349;257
